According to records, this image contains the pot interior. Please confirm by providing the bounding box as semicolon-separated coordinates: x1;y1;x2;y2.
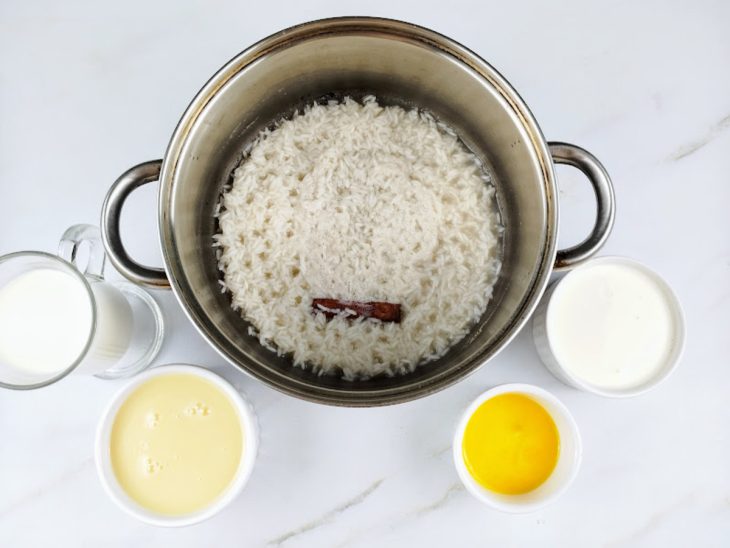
161;19;555;405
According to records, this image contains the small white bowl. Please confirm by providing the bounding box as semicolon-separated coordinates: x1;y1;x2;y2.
95;364;258;527
453;384;582;513
532;256;686;398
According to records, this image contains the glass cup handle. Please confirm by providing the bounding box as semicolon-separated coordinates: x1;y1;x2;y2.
58;224;107;280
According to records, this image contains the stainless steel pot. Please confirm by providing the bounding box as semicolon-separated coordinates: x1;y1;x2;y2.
101;17;615;406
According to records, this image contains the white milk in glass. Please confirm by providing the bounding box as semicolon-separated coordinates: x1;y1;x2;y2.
82;281;133;373
0;268;132;383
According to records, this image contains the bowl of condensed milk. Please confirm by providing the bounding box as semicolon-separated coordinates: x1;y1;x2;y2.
533;257;685;397
95;364;258;526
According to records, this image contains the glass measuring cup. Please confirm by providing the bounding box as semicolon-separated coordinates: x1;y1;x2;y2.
0;224;164;389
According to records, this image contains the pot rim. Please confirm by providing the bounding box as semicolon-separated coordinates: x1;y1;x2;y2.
157;17;558;406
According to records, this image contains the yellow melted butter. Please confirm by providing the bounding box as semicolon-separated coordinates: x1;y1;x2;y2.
110;374;243;515
462;393;559;495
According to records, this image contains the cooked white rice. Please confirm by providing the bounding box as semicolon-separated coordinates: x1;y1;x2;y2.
215;96;501;379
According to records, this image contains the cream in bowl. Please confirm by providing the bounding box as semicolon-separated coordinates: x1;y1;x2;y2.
453;384;581;512
96;364;257;526
533;256;685;397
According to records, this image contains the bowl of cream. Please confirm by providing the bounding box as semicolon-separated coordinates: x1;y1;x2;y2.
95;364;257;526
532;256;686;397
453;384;582;512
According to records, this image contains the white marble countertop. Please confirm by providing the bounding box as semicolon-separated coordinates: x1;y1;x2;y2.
1;1;729;546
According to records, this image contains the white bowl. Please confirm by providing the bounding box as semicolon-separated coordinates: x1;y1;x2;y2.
95;364;258;527
532;256;686;398
453;384;582;513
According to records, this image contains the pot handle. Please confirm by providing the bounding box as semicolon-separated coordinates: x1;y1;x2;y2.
549;142;616;271
100;160;171;289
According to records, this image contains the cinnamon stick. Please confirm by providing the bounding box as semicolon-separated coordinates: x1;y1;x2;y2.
312;298;401;323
